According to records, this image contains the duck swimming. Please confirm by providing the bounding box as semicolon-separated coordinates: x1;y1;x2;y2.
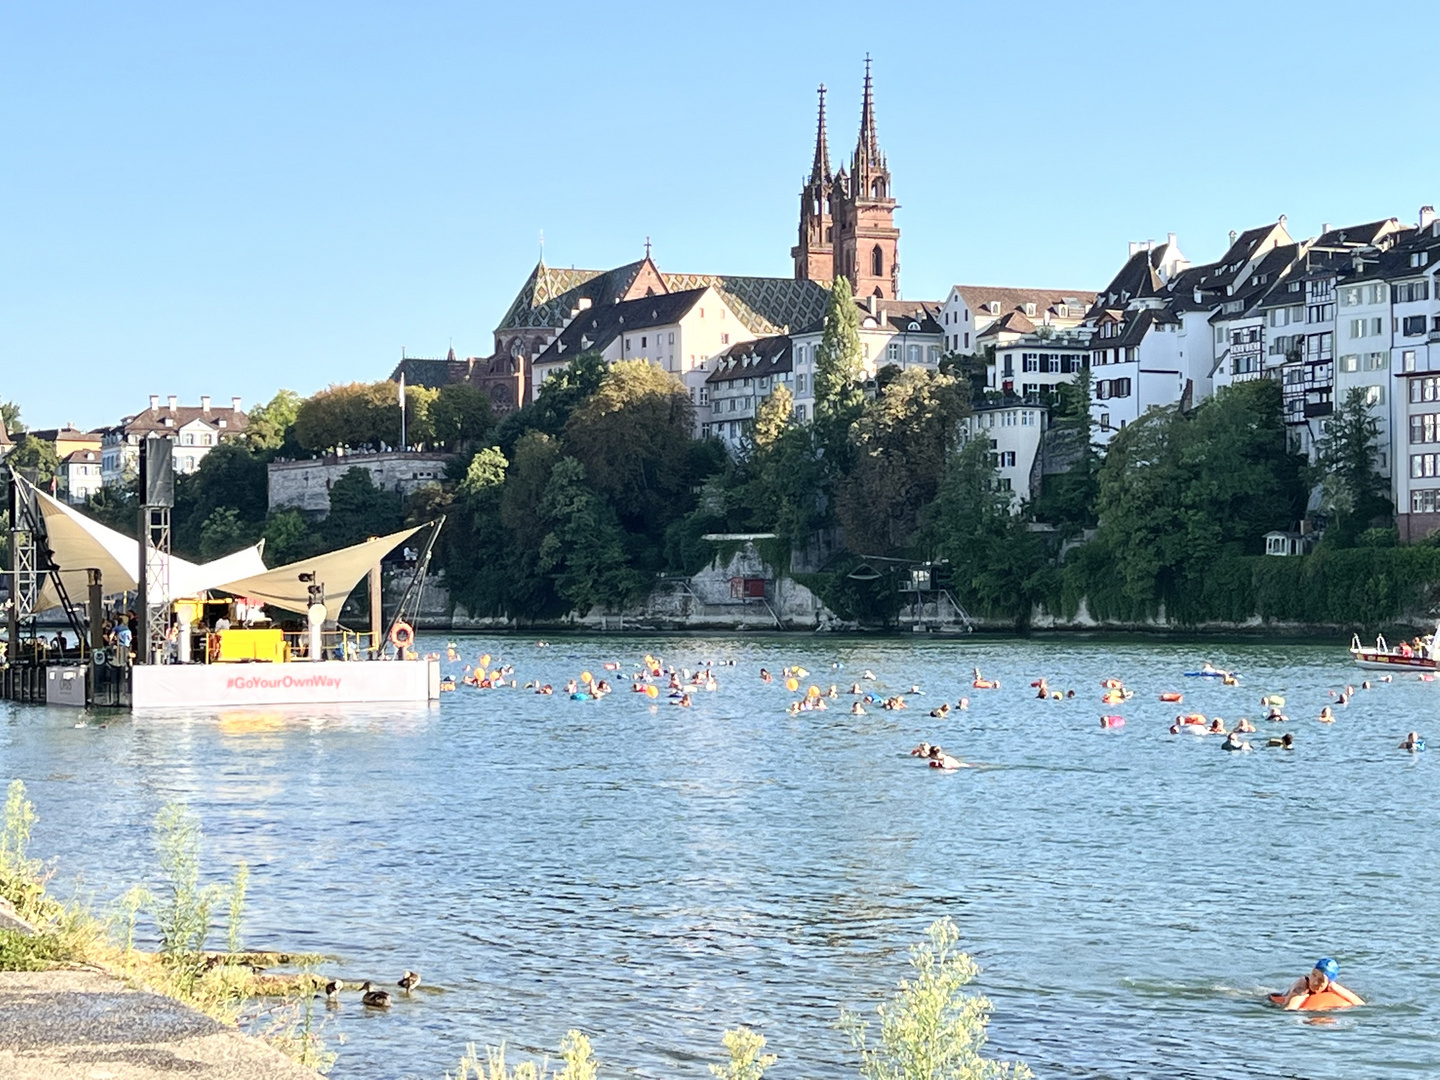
360;981;392;1008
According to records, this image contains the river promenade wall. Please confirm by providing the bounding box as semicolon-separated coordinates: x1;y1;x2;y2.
401;561;1439;636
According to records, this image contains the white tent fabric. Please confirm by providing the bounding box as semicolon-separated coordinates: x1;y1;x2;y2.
26;479;422;622
217;525;423;620
31;486;268;612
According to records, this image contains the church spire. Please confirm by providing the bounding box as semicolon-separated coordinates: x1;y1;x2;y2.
853;54;888;184
809;84;831;183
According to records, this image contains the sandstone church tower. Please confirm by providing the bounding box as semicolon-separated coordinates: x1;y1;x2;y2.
794;58;900;299
791;85;834;282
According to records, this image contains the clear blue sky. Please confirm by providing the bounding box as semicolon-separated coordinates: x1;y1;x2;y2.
3;0;1434;430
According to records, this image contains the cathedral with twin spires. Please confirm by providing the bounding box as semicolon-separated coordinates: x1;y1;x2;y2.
792;57;900;299
397;60;919;414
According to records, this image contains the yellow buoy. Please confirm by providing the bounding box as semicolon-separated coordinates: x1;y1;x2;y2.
785;677;799;692
645;684;659;699
581;671;593;684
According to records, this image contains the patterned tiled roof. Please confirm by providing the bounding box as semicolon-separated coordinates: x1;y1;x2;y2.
495;261;643;331
660;274;831;335
495;257;832;338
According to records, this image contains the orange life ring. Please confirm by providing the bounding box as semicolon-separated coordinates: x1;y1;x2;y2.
1268;990;1355;1011
1159;692;1183;703
390;621;415;650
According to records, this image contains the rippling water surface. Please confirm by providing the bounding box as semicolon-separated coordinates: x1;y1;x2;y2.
3;634;1437;1079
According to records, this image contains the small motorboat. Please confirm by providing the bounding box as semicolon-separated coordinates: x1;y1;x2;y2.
1351;625;1440;671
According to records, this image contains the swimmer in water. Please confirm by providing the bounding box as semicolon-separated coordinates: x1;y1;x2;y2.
862;670;877;681
927;745;963;770
1235;717;1256;734
1400;731;1425;751
957;697;970;710
851;702;866;715
929;703;950;719
909;685;922;695
1208;718;1228;735
1066;689;1076;699
1220;731;1251;752
850;683;863;695
1169;722;1182;735
1319;706;1336;723
909;742;932;757
1266;732;1295;749
1278;958;1364;1010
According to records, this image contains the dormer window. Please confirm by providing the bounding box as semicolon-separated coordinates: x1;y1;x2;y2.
1024;303;1036;317
1056;305;1068;318
1412;252;1430;268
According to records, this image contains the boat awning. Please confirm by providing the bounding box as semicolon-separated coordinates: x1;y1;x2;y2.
31;485;268;612
217;525;423;621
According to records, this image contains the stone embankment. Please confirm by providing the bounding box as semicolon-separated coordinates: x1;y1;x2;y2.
0;970;320;1080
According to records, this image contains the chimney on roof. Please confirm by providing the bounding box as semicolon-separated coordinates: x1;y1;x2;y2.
1422;206;1437;230
1167;232;1177;247
1322;222;1330;235
149;394;159;411
866;294;879;316
200;395;211;411
232;396;241;412
1128;242;1140;257
1228;230;1238;246
167;395;178;412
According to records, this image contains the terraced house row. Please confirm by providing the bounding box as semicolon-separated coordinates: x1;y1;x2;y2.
384;59;1440;540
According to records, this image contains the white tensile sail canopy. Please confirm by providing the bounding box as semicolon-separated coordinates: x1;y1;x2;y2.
219;525;422;621
31;486;269;612
26;479;425;623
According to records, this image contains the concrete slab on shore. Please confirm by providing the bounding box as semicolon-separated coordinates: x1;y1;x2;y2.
0;970;320;1080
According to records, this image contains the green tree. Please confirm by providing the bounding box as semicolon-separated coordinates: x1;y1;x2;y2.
841;917;1031;1080
434;446;512;619
1032;366;1102;532
459;445;509;501
837;369;968;556
925;440;1052;624
563;359;696;532
84;481;139;537
813;277;864;417
536;457;646;614
7;435;59;484
748;385;793;455
244;389;302;452
430;384;494;450
293;381;437;453
323;467;403;548
263;509;316;566
1088;380;1305;619
173;442;269;558
198;506;257;560
1314;386;1391;545
494;351;609;453
0;401;23;435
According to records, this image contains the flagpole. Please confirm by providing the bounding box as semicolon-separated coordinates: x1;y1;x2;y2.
399;373;407;450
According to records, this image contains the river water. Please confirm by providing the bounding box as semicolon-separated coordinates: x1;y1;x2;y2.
3;635;1437;1079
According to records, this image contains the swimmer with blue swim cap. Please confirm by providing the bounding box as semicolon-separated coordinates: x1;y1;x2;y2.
1279;957;1364;1010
